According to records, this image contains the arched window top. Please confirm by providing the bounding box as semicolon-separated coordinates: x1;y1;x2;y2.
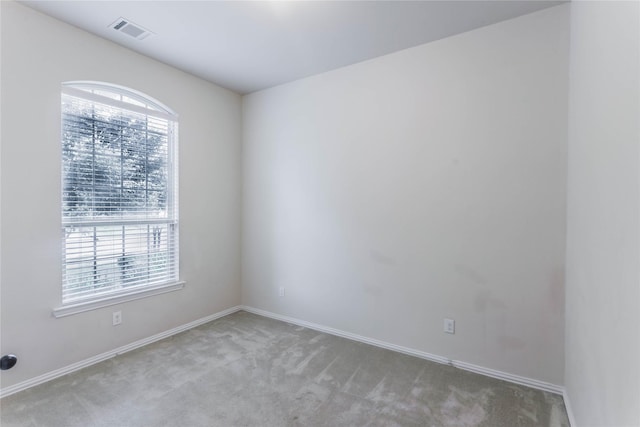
62;81;177;119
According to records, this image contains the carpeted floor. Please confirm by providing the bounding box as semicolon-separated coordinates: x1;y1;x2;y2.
0;311;569;427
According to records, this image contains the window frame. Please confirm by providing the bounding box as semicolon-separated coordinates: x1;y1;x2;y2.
54;81;183;317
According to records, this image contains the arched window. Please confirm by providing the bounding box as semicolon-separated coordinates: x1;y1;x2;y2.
60;82;179;308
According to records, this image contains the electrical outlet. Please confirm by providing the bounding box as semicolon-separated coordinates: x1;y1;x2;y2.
112;311;122;326
279;287;285;297
444;318;455;334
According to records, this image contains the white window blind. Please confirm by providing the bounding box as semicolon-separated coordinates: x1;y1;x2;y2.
61;82;178;304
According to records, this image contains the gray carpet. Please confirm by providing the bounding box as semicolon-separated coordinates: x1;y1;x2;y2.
0;311;569;427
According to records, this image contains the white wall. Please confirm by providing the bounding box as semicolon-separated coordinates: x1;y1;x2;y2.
243;5;569;385
565;2;640;426
0;1;242;389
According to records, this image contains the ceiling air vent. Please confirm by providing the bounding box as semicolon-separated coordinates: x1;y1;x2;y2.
110;17;154;40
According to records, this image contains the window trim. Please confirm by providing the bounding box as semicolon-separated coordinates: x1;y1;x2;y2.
53;281;185;318
57;81;181;315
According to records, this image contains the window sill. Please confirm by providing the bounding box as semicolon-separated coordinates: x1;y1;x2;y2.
52;281;186;318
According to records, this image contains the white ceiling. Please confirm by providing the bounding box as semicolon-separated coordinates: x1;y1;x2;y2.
20;1;563;94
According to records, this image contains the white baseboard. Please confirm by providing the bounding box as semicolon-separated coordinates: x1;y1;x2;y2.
452;360;563;395
240;305;564;396
241;305;451;364
2;304;567;404
0;305;242;399
563;389;577;427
